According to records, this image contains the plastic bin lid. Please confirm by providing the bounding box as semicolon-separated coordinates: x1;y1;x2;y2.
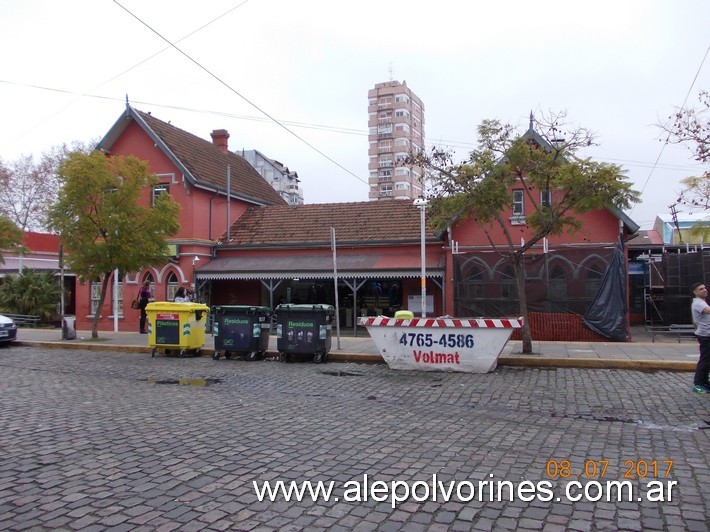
276;304;335;312
212;305;271;313
145;302;210;312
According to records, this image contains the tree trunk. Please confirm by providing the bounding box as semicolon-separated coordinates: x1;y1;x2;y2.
90;273;112;339
510;252;533;354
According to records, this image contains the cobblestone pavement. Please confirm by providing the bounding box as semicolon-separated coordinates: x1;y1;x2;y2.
0;344;708;531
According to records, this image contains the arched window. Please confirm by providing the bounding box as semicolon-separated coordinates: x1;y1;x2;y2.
166;272;178;301
586;264;604;298
500;267;517;298
548;265;568;300
463;265;485;298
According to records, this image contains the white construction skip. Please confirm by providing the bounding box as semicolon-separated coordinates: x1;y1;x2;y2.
359;316;523;373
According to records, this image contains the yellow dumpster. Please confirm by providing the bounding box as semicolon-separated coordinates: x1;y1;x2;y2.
145;302;210;357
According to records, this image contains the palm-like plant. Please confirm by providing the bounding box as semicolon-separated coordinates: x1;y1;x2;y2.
0;269;61;320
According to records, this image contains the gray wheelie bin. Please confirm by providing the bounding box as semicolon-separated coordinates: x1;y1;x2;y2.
212;305;272;361
275;304;334;363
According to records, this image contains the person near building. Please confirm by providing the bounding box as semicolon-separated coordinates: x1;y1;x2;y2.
138;280;152;334
690;282;710;394
174;287;189;303
186;283;197;302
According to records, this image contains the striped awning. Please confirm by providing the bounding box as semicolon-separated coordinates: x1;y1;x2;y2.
196;252;444;281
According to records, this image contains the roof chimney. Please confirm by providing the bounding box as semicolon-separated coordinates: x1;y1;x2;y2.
210;129;230;154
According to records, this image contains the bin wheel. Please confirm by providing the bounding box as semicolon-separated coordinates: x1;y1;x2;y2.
179;349;186;358
225;352;232;360
151;348;157;358
247;351;258;362
212;351;220;360
194;349;201;357
279;352;291;363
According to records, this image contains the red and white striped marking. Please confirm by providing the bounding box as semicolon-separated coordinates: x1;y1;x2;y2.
358;316;523;328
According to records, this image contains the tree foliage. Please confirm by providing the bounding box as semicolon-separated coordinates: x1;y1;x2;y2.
0;215;23;265
48;151;181;338
0;141;94;232
0;269;61;320
415;112;639;353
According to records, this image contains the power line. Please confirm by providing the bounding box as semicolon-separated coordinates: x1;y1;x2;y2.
1;1;251;150
630;42;710;215
113;0;370;187
2;78;704;176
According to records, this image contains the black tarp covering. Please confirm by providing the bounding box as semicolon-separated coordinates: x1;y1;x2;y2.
582;234;628;341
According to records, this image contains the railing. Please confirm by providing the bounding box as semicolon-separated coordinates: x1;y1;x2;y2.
2;313;41;327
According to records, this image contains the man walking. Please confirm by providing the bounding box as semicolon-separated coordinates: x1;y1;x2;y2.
690;282;710;394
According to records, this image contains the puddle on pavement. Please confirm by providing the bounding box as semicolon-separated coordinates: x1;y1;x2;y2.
147;378;222;386
321;370;364;377
551;412;704;432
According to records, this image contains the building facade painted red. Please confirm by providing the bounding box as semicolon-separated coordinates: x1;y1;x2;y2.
70;105;286;332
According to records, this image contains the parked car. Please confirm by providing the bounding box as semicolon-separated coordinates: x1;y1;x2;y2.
0;314;18;345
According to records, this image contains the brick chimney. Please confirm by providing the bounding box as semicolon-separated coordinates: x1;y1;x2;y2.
210;129;230;154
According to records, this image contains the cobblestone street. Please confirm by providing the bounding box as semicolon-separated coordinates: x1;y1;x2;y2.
0;344;708;531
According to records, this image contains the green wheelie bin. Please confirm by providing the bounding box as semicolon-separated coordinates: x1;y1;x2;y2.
211;305;272;361
275;304;334;363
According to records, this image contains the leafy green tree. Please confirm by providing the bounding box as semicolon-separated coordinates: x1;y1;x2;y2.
0;215;23;264
48;151;181;339
416;112;639;354
0;269;61;320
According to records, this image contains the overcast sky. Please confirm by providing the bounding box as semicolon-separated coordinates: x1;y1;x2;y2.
1;0;708;230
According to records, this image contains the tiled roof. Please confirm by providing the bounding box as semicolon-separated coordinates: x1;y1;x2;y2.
134;110;286;206
97;107;286;206
220;201;440;246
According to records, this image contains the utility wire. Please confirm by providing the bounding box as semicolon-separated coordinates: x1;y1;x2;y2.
2;78;703;175
2;1;250;149
630;42;710;215
113;0;369;187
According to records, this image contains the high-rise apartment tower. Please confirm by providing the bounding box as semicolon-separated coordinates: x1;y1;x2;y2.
367;80;425;200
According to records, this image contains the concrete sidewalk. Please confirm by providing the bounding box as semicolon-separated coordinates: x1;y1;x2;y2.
13;325;700;371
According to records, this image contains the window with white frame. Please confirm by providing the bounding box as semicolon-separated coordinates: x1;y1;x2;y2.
152;184;169;206
395;109;410;118
380;184;393;196
395;167;410;176
395;94;410;104
541;189;552;207
379;169;392;180
395;138;408;147
90;278;102;316
111;272;124;317
395;182;410;190
512;190;525;216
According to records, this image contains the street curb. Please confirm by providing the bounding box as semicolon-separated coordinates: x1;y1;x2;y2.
497;356;695;372
14;340;695;371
